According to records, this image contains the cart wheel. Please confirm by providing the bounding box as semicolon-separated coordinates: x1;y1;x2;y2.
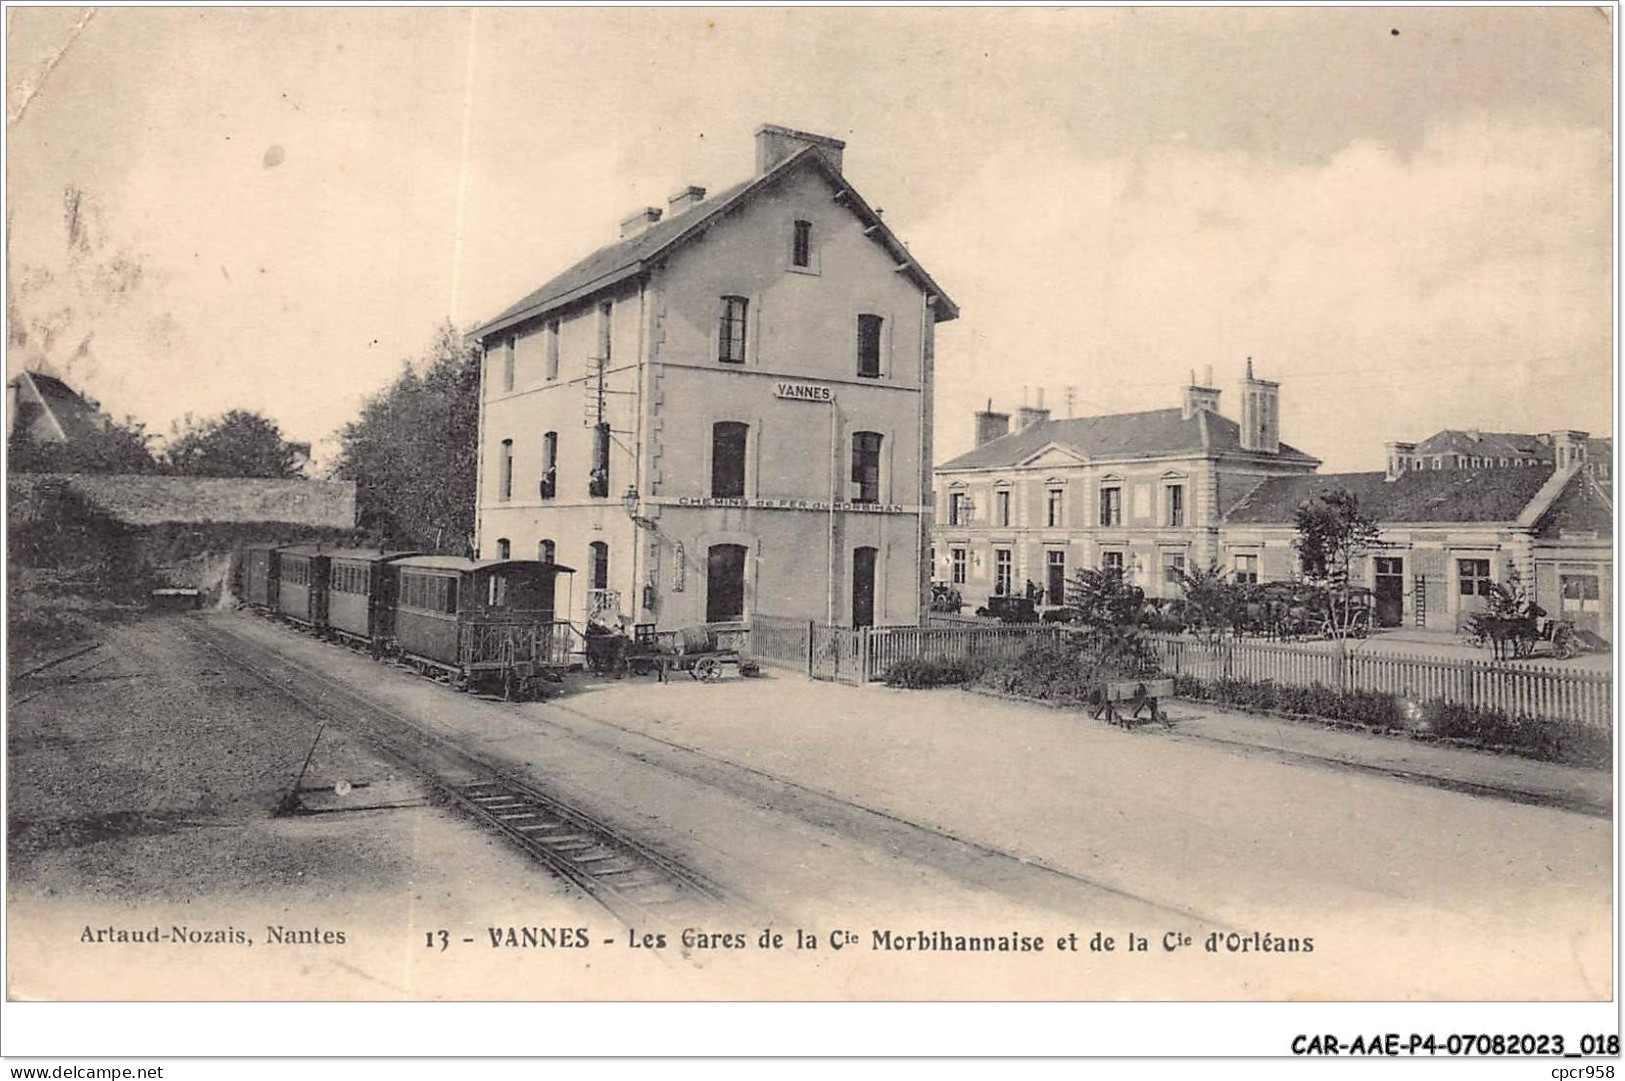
693;657;721;682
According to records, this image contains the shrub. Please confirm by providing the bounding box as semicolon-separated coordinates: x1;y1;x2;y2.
883;656;983;689
1420;699;1610;769
973;634;1160;703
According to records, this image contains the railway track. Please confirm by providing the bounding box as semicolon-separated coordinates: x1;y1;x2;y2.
178;615;741;926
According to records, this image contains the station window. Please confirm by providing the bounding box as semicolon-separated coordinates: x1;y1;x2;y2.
589;422;610;498
712;421;749;498
851;431;883;504
1047;487;1064;528
1458;558;1493;597
856;314;883;378
589;542;610;591
995;489;1011;527
718;296;748;364
538;539;556;565
598;301;613;365
499;439;514;502
1101;551;1124;574
1233;553;1259;585
951;547;967;585
496;538;511;560
545;319;560;381
994;549;1013;596
792;220;812;268
949;491;969;526
1166;484;1185;527
1099;485;1123;527
541;431;558;500
502;335;515;392
1162;551;1186;584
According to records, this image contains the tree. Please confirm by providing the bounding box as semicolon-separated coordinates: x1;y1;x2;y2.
1176;564;1245;643
164;409;302;478
1292;486;1382;653
8;413;158;475
329;322;479;554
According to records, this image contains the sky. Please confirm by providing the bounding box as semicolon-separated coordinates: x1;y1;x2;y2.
5;6;1614;473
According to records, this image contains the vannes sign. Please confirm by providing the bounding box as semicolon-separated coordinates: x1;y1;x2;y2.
774;381;835;403
673;496;906;513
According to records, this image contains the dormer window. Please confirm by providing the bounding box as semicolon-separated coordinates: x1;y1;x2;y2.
792;220;812;268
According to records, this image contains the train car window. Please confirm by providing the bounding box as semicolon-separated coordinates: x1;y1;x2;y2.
442;578;459;614
488;573;508;608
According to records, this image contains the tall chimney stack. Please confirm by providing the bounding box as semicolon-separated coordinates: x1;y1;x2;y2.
974;401;1010;447
755;124;846;175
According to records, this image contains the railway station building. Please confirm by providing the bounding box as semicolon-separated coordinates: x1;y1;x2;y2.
470;125;957;630
932;365;1321;609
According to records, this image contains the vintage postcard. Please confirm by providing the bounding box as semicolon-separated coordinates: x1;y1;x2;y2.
3;3;1617;1057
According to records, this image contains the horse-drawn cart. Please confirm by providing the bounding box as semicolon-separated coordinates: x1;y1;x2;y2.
596;624;757;682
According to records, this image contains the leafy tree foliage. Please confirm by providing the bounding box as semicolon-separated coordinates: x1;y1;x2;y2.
329;322;479;554
8;413;158;475
1175;564;1246;642
1292;485;1383;648
164;409;303;478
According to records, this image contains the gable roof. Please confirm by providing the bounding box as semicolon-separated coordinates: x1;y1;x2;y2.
471;145;958;340
1224;465;1558;526
11;371;108;443
938;407;1320;471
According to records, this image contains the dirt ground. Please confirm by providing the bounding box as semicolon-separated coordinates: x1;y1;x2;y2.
7;613;609;1000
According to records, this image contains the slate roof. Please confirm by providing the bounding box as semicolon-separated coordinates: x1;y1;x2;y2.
12;372;107;442
1413;429;1555;462
938;407;1320;471
1224;466;1559;525
471;144;958;339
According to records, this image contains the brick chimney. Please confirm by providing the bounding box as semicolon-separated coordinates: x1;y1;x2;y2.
756;124;845;175
1385;441;1417;482
1182;366;1221;420
667;185;706;215
974;400;1010;446
619;206;662;239
1016;387;1050;430
1238;359;1280;454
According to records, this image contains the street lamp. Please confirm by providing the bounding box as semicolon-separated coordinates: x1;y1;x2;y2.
621;485;657;529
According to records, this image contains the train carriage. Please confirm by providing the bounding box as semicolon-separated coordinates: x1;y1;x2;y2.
276;545;332;632
327;549;421;653
240;542;284;610
391;557;576;698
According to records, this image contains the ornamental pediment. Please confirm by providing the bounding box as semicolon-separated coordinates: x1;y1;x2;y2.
1017;443;1088;468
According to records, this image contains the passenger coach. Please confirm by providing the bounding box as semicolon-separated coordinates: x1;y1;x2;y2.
327;548;420;654
392;557;576;699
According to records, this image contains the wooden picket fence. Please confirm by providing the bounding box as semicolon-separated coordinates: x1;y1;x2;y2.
742;619;1611;728
1146;635;1613;729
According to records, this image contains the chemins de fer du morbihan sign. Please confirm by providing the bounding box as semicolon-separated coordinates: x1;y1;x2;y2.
774;381;835;402
675;496;906;513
